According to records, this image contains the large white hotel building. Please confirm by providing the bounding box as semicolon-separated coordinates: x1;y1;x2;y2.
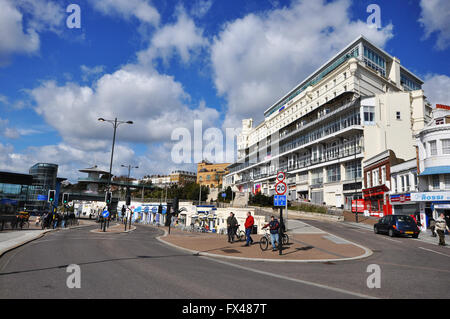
225;35;433;209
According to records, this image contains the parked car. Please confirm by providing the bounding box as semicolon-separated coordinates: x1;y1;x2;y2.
374;215;420;238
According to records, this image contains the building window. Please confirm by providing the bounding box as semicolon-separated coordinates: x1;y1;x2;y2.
373;170;379;186
396;112;401;120
444;175;450;190
363;45;386;77
401;176;405;192
345;160;362;180
381;166;386;184
311;169;323;185
442;139;450;154
363;106;375;125
327;164;341;183
429;140;437;156
366;171;372;188
405;175;410;191
432;175;440;190
392;177;397;193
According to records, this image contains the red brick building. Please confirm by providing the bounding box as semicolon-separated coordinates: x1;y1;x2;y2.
362;150;404;217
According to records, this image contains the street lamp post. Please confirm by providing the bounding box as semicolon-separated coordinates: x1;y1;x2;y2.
122;164;138;231
98;117;133;232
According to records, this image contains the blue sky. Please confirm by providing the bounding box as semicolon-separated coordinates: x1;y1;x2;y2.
0;0;449;181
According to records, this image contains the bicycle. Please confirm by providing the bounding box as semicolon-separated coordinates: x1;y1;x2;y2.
231;225;246;242
259;228;289;251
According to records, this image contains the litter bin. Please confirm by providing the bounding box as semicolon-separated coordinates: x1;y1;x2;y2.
252;225;258;234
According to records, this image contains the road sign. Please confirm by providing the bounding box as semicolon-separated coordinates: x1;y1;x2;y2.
275;181;287;195
276;172;286;182
274;195;287;206
221;193;226;198
102;210;110;218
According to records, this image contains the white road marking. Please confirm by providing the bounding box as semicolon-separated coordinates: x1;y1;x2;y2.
419;247;450;258
201;256;377;299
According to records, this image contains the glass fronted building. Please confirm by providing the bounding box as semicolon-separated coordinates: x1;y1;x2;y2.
27;163;60;213
0;172;34;217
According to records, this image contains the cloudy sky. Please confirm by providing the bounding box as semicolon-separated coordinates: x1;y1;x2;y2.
0;0;449;182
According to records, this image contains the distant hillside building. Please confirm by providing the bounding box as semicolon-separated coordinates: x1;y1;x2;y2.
197;161;230;188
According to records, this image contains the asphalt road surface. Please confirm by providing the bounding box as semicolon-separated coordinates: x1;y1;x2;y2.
0;221;448;299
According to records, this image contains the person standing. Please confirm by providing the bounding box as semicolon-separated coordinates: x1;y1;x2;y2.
263;216;280;251
226;212;238;243
244;212;254;246
435;213;449;246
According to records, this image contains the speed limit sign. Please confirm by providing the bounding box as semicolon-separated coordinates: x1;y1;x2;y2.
276;172;286;182
275;181;287;195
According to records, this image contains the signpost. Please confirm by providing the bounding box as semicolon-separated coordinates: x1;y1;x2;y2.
274;172;287;255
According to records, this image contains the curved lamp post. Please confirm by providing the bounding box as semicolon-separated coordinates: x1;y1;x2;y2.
98;117;133;230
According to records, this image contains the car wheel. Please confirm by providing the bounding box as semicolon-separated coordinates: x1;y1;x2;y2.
374;226;379;234
388;228;395;237
412;234;419;239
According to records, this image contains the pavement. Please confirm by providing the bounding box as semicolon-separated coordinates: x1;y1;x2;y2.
0;219;95;257
156;219;373;262
90;223;136;233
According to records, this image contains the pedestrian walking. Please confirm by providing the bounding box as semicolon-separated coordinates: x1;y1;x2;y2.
244;212;254;246
435;213;449;246
263;216;280;251
226;212;238;243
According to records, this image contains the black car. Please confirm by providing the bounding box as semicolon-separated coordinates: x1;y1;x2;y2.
374;215;420;238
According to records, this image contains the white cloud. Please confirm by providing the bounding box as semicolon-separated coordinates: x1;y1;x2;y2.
0;0;40;66
89;0;160;26
0;0;65;66
423;74;450;107
211;0;394;129
419;0;450;50
138;6;208;65
80;65;106;82
190;0;214;18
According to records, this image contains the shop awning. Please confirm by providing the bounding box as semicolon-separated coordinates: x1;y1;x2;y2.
420;166;450;176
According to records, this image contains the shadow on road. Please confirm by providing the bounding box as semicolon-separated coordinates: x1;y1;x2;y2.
0;253;198;277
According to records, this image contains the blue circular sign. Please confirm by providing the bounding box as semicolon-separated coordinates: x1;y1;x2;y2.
102;210;110;218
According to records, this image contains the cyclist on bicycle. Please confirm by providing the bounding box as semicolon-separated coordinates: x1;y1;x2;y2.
262;216;280;251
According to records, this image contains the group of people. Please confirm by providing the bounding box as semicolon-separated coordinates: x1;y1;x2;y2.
39;211;76;229
226;212;283;251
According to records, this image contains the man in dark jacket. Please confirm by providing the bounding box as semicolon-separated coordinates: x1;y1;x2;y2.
263;216;280;251
226;212;238;243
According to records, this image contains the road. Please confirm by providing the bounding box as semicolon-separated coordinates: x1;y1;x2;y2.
0;220;448;299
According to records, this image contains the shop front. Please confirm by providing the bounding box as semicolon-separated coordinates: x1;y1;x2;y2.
362;185;392;218
410;192;450;230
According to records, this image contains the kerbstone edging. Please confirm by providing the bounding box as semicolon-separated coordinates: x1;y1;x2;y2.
90;224;137;234
155;228;373;263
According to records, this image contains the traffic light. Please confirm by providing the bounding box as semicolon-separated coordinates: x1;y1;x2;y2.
48;190;56;203
126;195;131;206
158;204;162;214
105;192;112;205
63;193;69;204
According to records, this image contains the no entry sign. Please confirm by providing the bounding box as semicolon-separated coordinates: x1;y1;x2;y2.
276;171;286;182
